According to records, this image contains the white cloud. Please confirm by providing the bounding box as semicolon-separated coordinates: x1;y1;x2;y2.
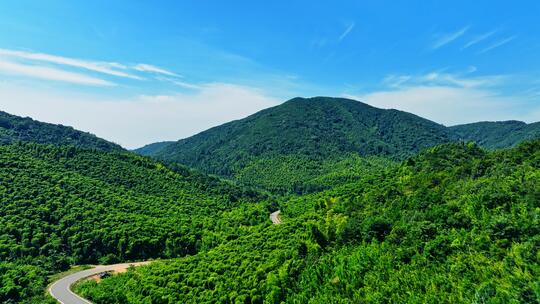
345;86;538;126
383;71;505;89
462;30;497;49
338;22;355;41
154;76;202;90
382;75;412;88
133;63;180;77
0;48;184;84
345;70;540;125
466;66;477;73
478;36;516;54
0;59;114;86
0;48;141;79
0;82;280;148
432;26;469;49
169;80;202;90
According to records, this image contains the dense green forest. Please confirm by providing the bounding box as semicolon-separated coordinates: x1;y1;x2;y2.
450;120;540;149
1;105;539;303
0;143;266;303
76;141;540;303
147;97;454;176
137;97;540;194
234;154;395;194
0;111;122;151
133;141;174;156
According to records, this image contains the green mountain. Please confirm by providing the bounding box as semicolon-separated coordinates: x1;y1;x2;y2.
2;103;540;303
0;142;265;303
75;141;540;303
0;110;123;151
136;98;540;193
148;97;453;184
450;120;540;149
133;141;174;156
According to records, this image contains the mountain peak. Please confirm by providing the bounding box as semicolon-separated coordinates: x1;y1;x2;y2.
148;96;453;176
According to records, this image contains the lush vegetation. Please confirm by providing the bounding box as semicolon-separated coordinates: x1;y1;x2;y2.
450;120;540;149
76;141;540;303
0;142;266;303
139;97;540;193
133;141;174;156
1;105;539;303
0;111;123;151
235;154;395;194
149;97;454;178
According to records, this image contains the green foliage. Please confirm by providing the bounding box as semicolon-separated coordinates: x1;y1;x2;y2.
132;141;173;156
76;220;310;303
76;141;540;303
136;98;540;193
0;111;123;151
235;154;395;194
450;120;540;149
149;97;454;178
0;142;266;302
286;141;540;303
2;103;540;303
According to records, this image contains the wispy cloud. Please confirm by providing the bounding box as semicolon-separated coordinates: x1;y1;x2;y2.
344;86;533;126
171;81;201;90
133;64;180;77
478;36;517;54
0;82;279;148
462;30;497;49
382;75;412;88
466;66;478;73
338;22;355;41
0;48;190;86
0;59;114;86
431;26;470;49
345;70;540;126
523;87;540;98
0;48;141;79
383;71;504;89
154;76;201;90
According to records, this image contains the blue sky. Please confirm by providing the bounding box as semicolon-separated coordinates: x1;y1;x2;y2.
0;1;539;148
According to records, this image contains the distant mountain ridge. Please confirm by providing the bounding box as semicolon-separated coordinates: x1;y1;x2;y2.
146;97;455;176
0;110;123;151
136;97;540;189
134;141;174;156
449;120;540;149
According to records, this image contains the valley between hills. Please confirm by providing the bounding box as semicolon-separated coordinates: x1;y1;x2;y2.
0;97;538;303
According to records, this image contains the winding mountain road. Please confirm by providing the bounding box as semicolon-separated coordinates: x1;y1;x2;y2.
49;262;149;304
50;212;282;303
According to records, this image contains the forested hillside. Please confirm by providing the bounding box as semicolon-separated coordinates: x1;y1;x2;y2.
234;154;395;194
76;141;540;303
0;143;266;303
147;97;453;190
450;120;540;149
2;105;539;303
139;97;540;193
133;141;174;156
0;111;123;151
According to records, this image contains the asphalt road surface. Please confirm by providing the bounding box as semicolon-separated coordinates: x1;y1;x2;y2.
270;210;282;224
49;262;149;304
51;210;282;303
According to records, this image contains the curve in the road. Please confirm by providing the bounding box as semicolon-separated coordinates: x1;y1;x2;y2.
49;262;150;304
51;210;281;303
270;210;282;224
